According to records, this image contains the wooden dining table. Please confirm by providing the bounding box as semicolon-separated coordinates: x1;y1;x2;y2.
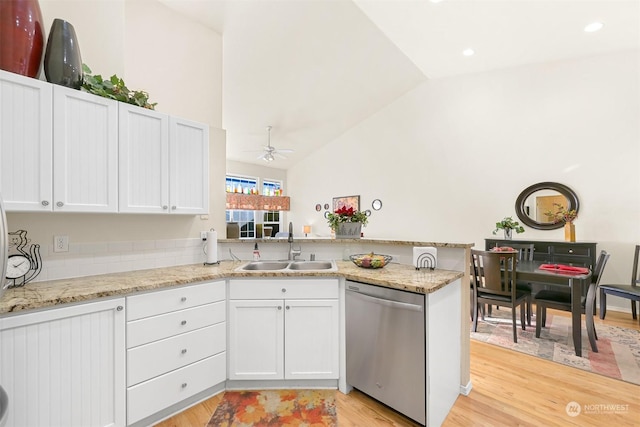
515;260;592;357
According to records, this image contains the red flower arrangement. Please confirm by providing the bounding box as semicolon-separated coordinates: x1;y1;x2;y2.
326;206;368;230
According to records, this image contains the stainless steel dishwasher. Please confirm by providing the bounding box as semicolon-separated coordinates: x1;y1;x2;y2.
346;280;426;425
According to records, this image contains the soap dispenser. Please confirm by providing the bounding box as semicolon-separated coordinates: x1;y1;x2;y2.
253;243;260;261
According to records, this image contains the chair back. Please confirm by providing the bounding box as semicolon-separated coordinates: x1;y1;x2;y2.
471;249;517;298
591;250;611;288
585;250;610;316
499;243;534;261
632;244;640;288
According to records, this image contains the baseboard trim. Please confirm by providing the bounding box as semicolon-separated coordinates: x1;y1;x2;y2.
460;380;473;396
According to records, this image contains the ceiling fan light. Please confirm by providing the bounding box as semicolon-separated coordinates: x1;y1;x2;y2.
263;153;274;162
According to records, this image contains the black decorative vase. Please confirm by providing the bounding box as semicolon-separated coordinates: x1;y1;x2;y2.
44;18;83;89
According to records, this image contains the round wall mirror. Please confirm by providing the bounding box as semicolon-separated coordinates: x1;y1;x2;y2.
515;182;579;230
372;199;382;210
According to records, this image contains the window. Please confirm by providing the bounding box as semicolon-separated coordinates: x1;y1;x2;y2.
226;175;284;238
226;175;258;194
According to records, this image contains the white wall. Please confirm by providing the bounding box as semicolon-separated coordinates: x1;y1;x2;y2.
287;50;640;312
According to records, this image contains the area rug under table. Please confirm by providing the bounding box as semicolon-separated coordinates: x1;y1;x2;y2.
470;310;640;386
207;389;337;427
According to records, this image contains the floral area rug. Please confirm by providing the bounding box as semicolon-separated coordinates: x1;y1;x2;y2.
206;389;337;427
470;309;640;386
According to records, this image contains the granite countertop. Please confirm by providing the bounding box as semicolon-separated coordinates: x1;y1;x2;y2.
221;238;473;248
0;261;464;315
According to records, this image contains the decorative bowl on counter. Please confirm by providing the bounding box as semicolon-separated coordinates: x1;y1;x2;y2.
349;253;392;269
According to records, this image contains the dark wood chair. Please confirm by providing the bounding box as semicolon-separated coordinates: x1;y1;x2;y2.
471;249;528;343
496;243;534;326
534;250;610;352
599;245;640;323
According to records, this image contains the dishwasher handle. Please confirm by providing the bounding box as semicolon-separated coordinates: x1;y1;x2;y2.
348;290;424;312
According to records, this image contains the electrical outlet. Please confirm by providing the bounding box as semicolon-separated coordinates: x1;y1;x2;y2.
54;235;69;253
200;231;208;241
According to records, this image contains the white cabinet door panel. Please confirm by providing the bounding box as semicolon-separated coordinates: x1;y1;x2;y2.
127;322;225;386
0;298;125;427
127;301;224;348
127;353;225;425
53;86;118;212
169;117;209;214
285;299;339;380
127;280;225;321
119;104;169;213
228;299;284;380
0;70;53;211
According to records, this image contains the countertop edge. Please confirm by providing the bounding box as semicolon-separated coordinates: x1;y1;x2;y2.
0;261;464;315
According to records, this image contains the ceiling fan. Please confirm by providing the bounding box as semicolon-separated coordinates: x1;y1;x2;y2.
254;126;294;162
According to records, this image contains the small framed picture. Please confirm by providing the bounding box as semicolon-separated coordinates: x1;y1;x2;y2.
332;195;360;212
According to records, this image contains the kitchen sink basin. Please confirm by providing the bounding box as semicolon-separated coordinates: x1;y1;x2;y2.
239;261;291;270
237;260;337;272
288;261;334;270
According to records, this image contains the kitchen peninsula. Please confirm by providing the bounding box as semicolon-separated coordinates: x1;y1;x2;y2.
0;239;471;427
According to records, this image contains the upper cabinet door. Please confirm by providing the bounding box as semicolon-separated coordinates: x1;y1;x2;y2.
0;70;53;211
119;104;170;213
53;86;118;212
169;117;209;214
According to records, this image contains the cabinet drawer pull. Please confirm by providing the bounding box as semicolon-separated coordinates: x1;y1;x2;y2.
172;205;177;210
181;320;187;326
277;306;282;310
41;200;49;206
181;348;187;354
181;296;187;302
163;205;168;210
281;288;286;293
568;249;574;254
56;201;64;207
181;383;187;388
286;305;290;310
116;305;123;311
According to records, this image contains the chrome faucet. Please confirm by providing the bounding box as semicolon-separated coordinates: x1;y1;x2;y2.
288;221;301;260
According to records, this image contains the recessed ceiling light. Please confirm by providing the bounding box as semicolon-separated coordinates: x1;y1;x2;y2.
584;22;604;33
462;48;475;57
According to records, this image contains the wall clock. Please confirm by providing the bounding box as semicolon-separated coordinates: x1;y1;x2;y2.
6;230;42;287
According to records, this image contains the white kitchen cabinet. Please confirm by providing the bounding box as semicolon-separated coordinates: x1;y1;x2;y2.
125;280;226;426
228;278;339;381
119;105;209;214
0;70;53;211
0;297;126;427
53;85;119;212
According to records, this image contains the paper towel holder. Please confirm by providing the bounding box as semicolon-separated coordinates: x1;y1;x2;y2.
204;228;220;266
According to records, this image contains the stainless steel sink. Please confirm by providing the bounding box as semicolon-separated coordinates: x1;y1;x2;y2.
239;261;290;270
236;260;337;272
288;261;334;270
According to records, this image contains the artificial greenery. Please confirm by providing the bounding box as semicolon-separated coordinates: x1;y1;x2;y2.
327;206;368;230
492;216;525;235
544;203;577;224
81;64;157;110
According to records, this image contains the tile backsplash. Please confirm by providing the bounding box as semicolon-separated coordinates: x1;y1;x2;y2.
35;238;207;282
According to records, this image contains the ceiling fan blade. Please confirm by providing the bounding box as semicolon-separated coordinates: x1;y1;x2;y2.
274;152;288;159
274;148;294;153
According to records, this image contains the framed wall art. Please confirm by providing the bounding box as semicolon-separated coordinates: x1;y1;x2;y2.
332;195;360;212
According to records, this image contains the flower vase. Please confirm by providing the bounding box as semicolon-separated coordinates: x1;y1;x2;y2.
504;228;512;240
0;0;45;77
564;222;576;242
335;223;362;239
44;19;83;89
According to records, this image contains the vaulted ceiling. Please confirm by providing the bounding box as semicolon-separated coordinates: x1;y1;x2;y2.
160;0;640;169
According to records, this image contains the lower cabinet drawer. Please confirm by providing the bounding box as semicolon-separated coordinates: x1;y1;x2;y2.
127;352;226;425
127;300;225;348
127;322;226;386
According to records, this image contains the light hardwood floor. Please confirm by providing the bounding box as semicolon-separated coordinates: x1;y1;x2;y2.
155;309;640;427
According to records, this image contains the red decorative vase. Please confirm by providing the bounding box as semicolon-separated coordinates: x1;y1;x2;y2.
0;0;45;77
